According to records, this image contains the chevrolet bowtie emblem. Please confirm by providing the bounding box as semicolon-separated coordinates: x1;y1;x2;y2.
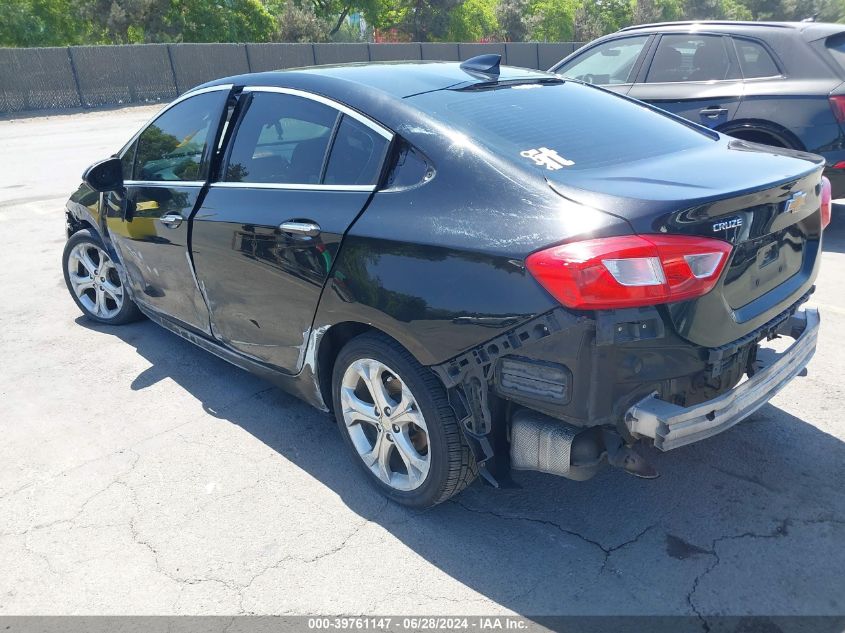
785;191;807;214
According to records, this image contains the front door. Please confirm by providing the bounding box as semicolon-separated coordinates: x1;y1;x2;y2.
105;87;230;334
628;33;743;129
191;88;392;372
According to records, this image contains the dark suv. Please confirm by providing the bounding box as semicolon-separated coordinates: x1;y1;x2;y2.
551;21;845;196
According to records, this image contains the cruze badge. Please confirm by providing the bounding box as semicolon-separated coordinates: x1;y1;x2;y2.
713;217;743;232
520;147;574;170
784;191;806;214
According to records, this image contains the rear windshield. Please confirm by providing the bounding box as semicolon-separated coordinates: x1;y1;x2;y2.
409;81;714;176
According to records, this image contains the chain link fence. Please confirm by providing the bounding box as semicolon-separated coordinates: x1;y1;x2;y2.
0;41;582;115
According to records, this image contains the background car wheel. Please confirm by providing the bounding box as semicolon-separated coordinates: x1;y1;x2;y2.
62;229;143;325
332;333;477;508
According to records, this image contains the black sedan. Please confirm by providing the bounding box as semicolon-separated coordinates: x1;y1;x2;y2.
551;20;845;196
63;56;829;507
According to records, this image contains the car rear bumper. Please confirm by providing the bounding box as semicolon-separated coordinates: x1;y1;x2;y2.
623;307;819;451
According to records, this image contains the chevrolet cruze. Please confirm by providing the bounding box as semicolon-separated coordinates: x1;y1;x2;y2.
63;56;829;507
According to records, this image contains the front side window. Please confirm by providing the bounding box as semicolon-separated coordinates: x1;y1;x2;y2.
734;38;779;78
646;34;731;83
557;36;649;85
120;141;136;180
225;92;338;185
134;91;227;182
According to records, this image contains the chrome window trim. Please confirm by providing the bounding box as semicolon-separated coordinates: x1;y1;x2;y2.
242;86;394;141
211;182;376;192
119;84;235;156
124;180;206;187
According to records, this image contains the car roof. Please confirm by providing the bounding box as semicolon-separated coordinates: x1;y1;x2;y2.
618;20;845;41
199;61;555;100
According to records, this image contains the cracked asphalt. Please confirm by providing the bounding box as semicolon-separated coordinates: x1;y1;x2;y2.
1;106;844;620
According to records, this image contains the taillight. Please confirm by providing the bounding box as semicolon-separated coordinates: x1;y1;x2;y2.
830;95;845;123
525;234;733;310
821;175;832;230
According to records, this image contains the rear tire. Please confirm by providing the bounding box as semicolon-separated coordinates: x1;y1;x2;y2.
62;229;143;325
332;333;477;508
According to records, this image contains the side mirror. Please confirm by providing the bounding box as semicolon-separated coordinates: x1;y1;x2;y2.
82;157;124;192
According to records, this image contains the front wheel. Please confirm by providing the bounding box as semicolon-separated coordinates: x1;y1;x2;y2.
332;333;477;508
62;229;143;325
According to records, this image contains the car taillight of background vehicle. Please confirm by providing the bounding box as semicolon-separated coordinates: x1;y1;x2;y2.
821;175;832;230
525;234;733;310
830;95;845;124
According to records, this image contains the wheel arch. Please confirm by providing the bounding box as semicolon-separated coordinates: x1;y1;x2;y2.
65;213;97;238
717;119;805;151
316;321;382;412
314;318;462;413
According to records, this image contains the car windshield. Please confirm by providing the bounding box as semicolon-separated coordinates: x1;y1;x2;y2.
409;81;714;177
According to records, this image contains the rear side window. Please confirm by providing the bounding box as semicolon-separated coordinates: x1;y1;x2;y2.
824;33;845;74
134;91;226;182
646;34;731;83
410;81;713;176
324;115;389;185
734;38;779;78
557;36;649;85
225;92;338;185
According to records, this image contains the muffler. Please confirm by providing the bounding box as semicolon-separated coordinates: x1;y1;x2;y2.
509;408;603;481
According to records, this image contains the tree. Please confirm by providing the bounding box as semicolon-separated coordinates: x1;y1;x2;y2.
448;0;499;40
170;0;275;42
527;0;576;41
383;0;462;41
573;0;632;40
272;2;332;41
683;0;751;19
0;0;88;46
741;0;784;18
631;0;684;24
497;0;531;40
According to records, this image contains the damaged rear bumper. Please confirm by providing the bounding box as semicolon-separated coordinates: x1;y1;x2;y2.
624;307;820;451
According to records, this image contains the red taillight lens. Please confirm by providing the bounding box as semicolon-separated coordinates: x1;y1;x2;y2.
525;234;733;310
821;175;832;230
830;95;845;123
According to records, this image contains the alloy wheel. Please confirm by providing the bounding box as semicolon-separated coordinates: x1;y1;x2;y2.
66;242;124;320
340;358;431;491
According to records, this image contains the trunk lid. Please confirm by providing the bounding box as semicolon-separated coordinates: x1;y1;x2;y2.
549;140;825;348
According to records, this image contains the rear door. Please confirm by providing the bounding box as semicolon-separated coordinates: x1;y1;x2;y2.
628;33;744;129
106;86;230;334
552;34;652;95
191;87;392;372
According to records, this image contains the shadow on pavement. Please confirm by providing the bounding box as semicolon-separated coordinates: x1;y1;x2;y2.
76;316;845;623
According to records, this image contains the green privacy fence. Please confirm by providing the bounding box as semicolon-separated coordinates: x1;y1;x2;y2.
0;41;583;114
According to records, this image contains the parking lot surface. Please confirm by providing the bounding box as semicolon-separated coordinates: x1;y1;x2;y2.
1;106;844;620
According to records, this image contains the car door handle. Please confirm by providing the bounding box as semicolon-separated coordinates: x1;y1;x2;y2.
159;213;183;229
700;106;729;118
279;221;321;237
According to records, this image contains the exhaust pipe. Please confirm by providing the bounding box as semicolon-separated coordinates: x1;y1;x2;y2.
509;409;603;481
509;408;659;480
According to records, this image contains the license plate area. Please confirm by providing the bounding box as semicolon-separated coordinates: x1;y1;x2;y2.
724;227;805;310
